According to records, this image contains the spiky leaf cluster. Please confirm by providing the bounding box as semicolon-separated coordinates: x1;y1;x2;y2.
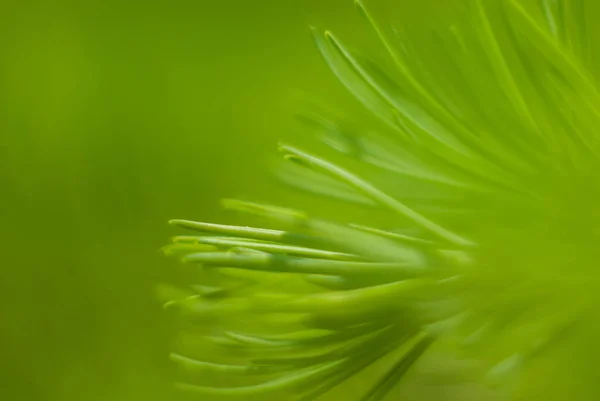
162;1;600;400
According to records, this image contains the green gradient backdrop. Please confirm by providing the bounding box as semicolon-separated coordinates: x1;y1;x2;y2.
0;1;363;400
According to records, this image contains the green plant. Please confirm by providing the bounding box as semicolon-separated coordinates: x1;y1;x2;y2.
162;1;600;400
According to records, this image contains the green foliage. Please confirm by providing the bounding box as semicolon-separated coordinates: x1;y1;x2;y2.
163;1;600;400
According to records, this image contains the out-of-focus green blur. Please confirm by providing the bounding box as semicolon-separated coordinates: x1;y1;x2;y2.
0;1;362;400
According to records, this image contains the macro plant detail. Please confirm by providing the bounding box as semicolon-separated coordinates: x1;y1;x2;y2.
162;1;600;400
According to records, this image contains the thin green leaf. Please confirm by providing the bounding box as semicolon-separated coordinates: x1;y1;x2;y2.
280;143;475;247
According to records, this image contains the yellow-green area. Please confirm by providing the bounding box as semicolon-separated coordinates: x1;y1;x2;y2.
0;1;360;400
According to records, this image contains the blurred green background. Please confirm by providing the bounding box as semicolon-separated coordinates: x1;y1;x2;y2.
0;1;365;400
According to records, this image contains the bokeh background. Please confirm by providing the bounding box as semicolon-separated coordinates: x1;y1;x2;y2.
0;1;368;400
